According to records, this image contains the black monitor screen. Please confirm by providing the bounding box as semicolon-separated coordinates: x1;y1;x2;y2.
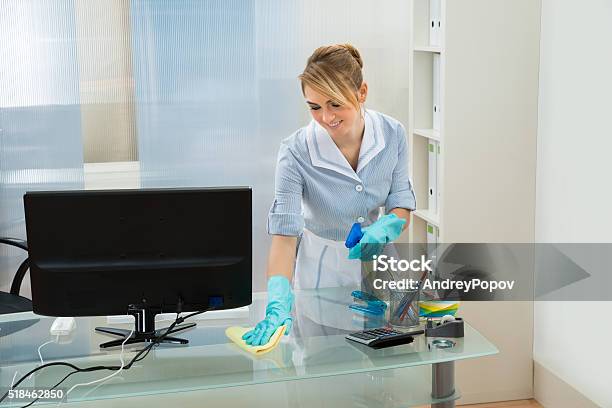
23;187;252;317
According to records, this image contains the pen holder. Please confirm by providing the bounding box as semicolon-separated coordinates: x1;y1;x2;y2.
388;288;420;328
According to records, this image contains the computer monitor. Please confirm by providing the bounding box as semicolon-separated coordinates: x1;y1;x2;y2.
23;187;252;348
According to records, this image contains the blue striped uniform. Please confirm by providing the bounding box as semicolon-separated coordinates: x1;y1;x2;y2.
267;109;416;241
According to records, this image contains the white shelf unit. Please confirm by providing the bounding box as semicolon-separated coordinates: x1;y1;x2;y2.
407;0;540;404
409;45;442;245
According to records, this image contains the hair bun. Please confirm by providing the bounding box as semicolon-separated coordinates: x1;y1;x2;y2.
341;43;363;69
300;43;364;111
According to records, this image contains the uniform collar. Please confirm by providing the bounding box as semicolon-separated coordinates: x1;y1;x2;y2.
306;109;386;182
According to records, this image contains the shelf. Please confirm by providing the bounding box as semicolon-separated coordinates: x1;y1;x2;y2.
413;128;441;142
413;209;440;227
414;45;442;53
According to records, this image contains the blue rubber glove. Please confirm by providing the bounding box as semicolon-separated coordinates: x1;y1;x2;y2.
242;275;293;346
348;214;406;261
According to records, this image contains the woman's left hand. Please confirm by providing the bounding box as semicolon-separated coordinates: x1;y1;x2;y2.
347;213;406;261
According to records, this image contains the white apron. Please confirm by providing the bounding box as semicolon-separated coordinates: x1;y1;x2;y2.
293;228;361;290
292;229;362;331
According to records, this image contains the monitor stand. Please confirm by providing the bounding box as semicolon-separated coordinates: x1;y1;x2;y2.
95;304;196;348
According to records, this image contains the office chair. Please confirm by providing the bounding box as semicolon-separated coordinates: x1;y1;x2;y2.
0;237;33;314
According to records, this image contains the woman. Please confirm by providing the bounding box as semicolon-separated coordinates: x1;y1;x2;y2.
243;44;416;346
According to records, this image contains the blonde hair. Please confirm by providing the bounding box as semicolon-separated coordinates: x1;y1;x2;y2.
299;44;364;111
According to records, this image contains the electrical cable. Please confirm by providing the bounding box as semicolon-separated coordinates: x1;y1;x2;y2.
2;361;85;401
80;373;125;399
10;327;161;408
10;372;19;390
0;362;110;407
63;329;134;400
28;337;57;380
20;370;78;408
38;336;58;366
2;306;212;407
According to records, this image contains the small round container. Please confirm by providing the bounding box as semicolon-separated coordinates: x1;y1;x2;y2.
431;339;456;349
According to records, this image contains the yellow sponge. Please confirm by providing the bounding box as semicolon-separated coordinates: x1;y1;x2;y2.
225;325;287;356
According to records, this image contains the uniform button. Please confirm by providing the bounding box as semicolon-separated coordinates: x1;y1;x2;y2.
357;216;365;223
355;184;364;192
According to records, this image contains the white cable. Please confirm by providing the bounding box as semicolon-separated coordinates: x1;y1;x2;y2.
62;330;134;402
27;338;56;380
11;335;60;388
10;371;19;389
38;339;56;365
81;375;125;399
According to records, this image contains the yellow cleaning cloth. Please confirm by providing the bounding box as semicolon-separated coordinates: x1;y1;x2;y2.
225;325;287;356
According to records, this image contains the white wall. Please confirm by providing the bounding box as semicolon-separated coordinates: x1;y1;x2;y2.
535;0;612;406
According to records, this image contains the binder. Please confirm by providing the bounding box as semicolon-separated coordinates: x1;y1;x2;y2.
429;0;441;47
428;139;437;212
433;53;441;131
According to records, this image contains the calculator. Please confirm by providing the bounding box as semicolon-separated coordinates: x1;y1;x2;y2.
345;327;423;349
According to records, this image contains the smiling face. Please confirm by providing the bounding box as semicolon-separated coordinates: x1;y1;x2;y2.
304;84;367;142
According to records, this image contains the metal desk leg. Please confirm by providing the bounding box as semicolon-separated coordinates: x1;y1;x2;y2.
432;361;455;408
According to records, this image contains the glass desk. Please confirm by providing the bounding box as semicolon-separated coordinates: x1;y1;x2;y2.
0;287;497;407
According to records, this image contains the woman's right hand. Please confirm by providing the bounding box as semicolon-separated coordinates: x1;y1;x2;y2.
242;275;294;346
